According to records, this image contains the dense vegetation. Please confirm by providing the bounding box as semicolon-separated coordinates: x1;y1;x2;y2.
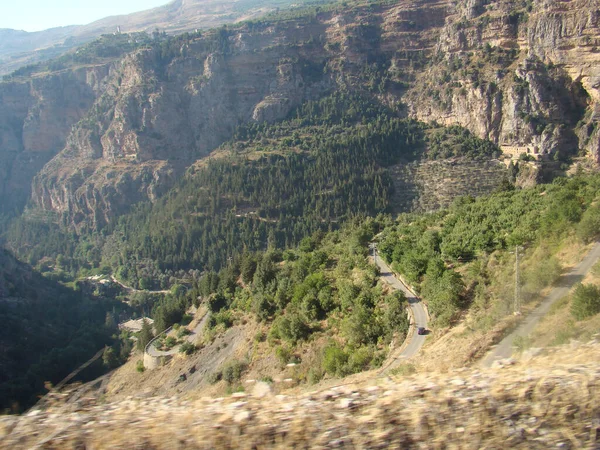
0;249;130;412
3;92;501;292
378;175;600;325
131;174;600;385
145;218;410;381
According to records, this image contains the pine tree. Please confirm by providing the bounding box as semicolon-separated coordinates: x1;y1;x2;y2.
137;319;154;351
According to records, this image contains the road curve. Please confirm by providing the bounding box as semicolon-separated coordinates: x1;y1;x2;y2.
480;242;600;368
372;246;428;360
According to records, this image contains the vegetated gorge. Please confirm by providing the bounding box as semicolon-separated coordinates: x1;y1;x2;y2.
0;0;599;416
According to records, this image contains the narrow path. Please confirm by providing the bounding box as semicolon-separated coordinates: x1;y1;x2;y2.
480;242;600;368
110;276;170;295
146;313;210;357
372;245;428;362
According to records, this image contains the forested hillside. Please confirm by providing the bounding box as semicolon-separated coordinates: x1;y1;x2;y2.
93;173;600;400
3;93;502;289
0;250;129;412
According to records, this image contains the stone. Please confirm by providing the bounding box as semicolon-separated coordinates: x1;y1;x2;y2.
252;382;273;398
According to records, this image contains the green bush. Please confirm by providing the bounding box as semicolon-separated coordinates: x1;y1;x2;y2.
208;310;233;329
322;343;348;376
164;336;178;349
571;283;600;320
179;342;197;355
275;312;311;344
177;327;192;338
576;205;600;243
136;360;145;373
347;345;374;372
222;360;248;384
275;346;293;365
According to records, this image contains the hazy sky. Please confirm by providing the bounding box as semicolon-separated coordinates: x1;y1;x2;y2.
1;0;171;32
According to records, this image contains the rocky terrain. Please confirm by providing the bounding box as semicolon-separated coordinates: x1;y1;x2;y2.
2;339;599;449
0;0;599;227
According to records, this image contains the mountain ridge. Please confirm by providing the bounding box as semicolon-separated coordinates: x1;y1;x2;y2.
0;0;304;76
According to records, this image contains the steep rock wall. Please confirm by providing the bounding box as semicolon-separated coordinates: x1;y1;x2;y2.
0;64;112;212
407;0;599;160
5;0;598;228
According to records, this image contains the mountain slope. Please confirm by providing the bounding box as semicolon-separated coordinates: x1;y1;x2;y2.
0;249;120;411
0;0;596;226
0;0;303;76
2;339;599;448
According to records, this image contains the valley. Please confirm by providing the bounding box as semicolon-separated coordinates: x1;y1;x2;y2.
0;0;599;445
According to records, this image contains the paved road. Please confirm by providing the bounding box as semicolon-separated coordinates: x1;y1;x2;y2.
147;312;210;357
110;276;170;295
480;242;600;368
372;246;428;359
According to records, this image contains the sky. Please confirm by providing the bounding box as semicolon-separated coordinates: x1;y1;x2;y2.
0;0;171;32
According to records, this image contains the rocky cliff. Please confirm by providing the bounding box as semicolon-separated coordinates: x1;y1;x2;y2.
407;0;599;161
0;64;113;213
1;0;598;228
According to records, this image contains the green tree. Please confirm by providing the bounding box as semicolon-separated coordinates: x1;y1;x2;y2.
137;319;154;351
102;346;119;369
571;283;600;320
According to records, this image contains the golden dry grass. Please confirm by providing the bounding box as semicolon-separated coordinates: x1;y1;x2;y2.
2;340;599;449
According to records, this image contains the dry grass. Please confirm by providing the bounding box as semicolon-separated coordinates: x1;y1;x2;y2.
531;260;600;348
2;340;599;449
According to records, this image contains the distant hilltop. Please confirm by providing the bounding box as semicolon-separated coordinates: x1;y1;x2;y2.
0;0;303;75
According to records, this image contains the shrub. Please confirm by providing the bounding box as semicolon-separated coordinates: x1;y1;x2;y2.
347;346;374;372
164;336;178;349
222;360;248;384
576;205;600;243
207;292;228;313
389;363;416;376
208;310;233;329
177;327;192;338
275;346;292;365
276;312;311;344
571;283;600;320
208;371;222;384
322;343;348;376
307;367;324;384
181;314;193;325
179;342;197;355
136;360;145;373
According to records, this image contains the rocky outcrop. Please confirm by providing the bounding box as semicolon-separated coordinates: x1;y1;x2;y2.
0;64;113;213
407;0;599;160
2;0;597;227
30;39;332;229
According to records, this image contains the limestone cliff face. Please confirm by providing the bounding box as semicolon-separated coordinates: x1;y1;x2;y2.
8;0;599;228
30;33;333;229
407;0;599;160
0;65;112;212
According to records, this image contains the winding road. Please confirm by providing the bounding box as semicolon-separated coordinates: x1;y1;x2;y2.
372;245;429;361
110;276;171;295
480;242;600;368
